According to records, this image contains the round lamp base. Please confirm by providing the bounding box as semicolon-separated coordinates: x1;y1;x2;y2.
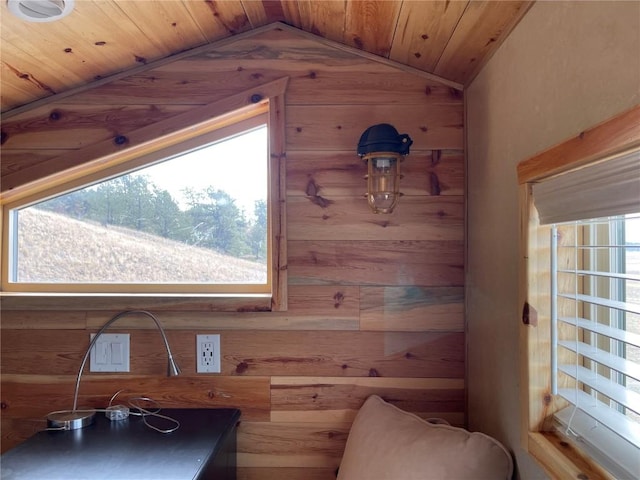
47;410;96;430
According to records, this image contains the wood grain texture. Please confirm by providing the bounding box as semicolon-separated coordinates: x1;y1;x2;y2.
0;374;270;451
517;104;640;184
237;421;349;468
61;59;460;107
434;1;534;84
390;1;469;72
270;376;464;423
288;240;464;286
238;467;337;480
0;23;466;477
344;1;402;57
360;286;464;332
287;104;463;151
287;196;463;241
1;5;530;111
287;150;464;197
1;330;464;379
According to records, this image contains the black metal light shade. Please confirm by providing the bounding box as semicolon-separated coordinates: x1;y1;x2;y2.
357;124;412;214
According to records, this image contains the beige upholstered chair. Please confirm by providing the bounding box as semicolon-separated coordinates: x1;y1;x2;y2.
337;395;513;480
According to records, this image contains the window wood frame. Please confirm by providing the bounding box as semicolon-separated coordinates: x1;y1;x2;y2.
0;78;289;312
518;104;640;479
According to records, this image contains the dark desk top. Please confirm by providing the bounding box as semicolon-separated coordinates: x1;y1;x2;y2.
1;408;241;480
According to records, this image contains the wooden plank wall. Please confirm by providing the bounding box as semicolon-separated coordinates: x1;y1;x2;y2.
0;27;464;479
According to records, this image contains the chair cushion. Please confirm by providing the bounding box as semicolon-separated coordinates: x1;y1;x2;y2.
337;395;513;480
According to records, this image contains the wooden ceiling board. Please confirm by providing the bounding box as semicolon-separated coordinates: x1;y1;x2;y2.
344;0;403;57
279;0;304;28
240;0;271;27
389;1;469;72
297;0;347;44
0;1;534;114
181;0;252;40
434;0;533;84
110;1;209;56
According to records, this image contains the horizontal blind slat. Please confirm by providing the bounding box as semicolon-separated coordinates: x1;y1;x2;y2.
558;340;640;381
557;389;640;449
558;364;640;414
557;268;640;282
558;316;640;348
558;293;640;315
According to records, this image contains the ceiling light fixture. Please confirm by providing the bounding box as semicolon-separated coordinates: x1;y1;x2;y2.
7;0;74;22
357;123;413;214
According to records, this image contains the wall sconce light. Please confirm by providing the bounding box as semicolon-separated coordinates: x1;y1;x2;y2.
357;123;413;214
46;310;181;431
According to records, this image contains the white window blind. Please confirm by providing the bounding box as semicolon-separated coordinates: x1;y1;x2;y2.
533;149;640;225
534;148;640;478
549;216;640;477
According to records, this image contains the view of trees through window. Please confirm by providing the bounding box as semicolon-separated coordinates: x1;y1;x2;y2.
11;125;268;287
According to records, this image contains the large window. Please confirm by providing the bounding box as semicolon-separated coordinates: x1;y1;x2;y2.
519;107;640;479
1;80;288;309
6;120;268;293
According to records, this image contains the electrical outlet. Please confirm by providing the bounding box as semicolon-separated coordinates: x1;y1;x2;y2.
196;334;221;373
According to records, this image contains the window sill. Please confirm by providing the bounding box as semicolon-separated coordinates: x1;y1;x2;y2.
0;292;273;312
527;432;616;480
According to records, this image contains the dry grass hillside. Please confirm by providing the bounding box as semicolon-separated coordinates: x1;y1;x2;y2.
17;209;266;284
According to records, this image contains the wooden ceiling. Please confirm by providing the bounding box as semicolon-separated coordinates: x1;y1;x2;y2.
0;1;533;114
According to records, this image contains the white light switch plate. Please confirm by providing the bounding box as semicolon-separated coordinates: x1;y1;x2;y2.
90;333;130;372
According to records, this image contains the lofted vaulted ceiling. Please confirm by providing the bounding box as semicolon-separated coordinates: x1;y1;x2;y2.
1;1;533;114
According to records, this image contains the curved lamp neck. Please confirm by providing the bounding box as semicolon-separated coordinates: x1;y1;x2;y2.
72;310;180;411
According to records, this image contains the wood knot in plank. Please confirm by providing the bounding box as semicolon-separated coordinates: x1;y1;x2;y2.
430;173;441;196
1;130;7;146
424;86;432;96
306;178;319;196
306;181;333;208
414;52;422;59
368;368;380;377
431;150;442;165
236;361;249;374
49;110;62;121
420;126;428;132
94;41;106;46
250;93;263;103
543;393;552;405
449;88;463;99
134;55;147;64
311;196;332;208
421;34;429;40
333;291;345;308
64;48;73;53
1;402;7;409
113;135;129;146
522;302;538;326
308;71;317;79
208;390;215;399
